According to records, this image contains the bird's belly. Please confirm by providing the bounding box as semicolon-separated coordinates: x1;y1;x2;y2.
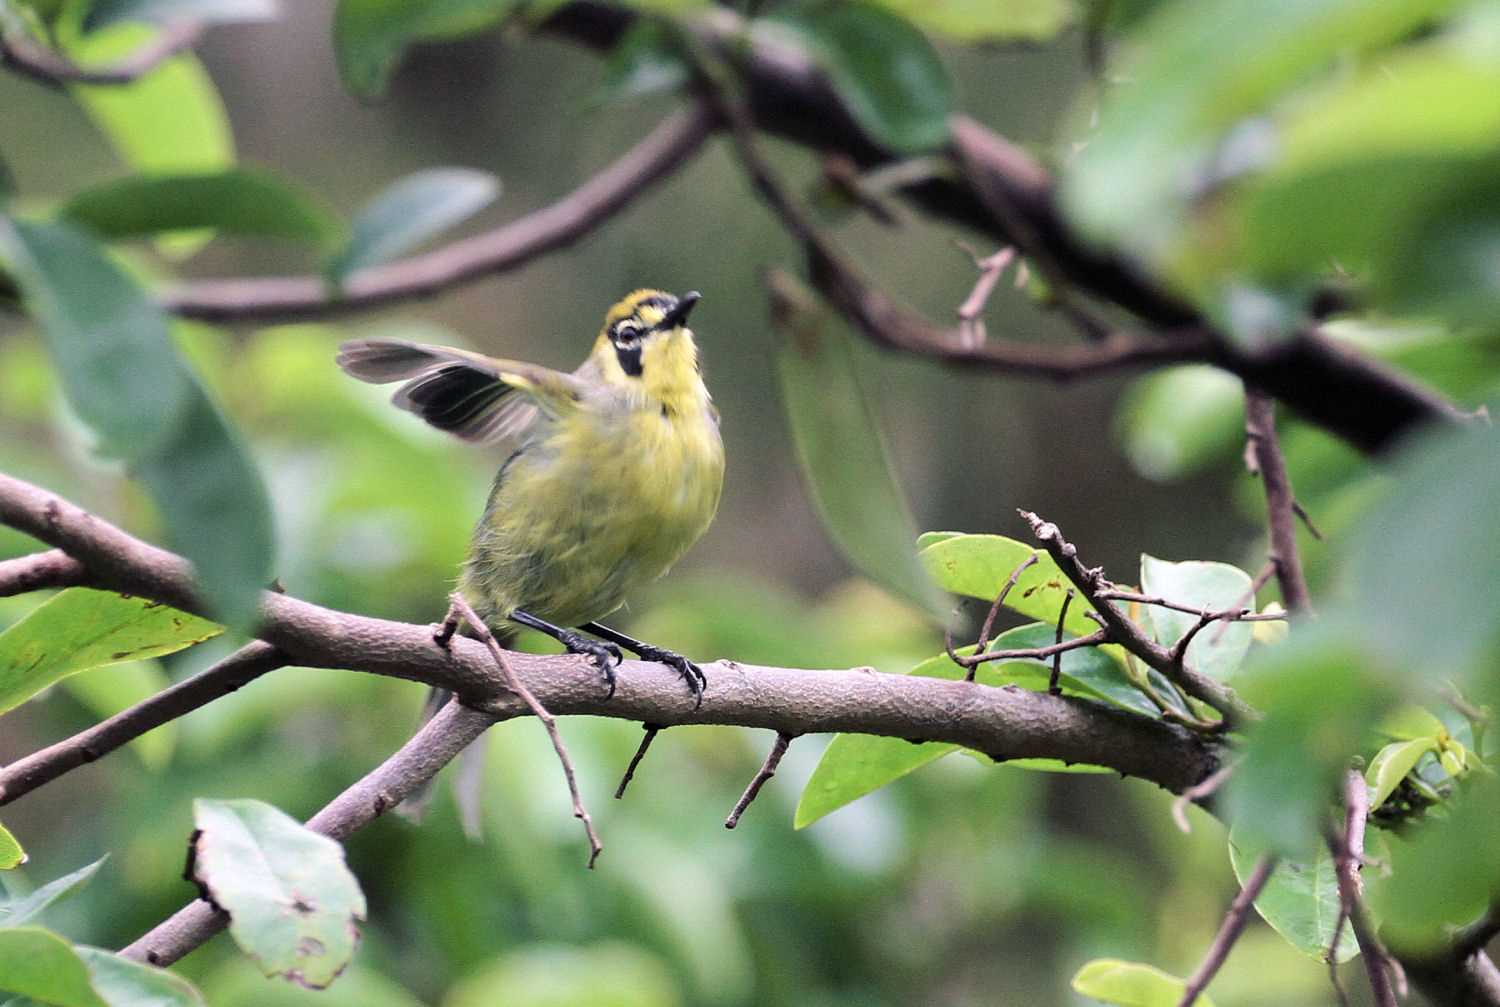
461;407;723;627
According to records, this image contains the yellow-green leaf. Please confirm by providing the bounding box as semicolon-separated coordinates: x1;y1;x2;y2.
0;821;25;870
1072;958;1213;1007
918;533;1098;635
1366;738;1437;811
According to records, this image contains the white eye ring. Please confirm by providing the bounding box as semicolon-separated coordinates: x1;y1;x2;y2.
614;322;643;346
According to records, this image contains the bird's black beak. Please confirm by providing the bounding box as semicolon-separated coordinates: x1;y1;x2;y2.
657;290;701;330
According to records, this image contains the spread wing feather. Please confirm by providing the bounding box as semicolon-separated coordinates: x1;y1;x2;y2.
336;338;576;444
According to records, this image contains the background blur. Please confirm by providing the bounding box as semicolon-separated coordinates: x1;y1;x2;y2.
0;4;1382;1005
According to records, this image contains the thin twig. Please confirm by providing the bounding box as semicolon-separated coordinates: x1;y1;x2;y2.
1171;763;1235;833
0;548;88;596
1330;769;1401;1007
1098;590;1286;622
1245;390;1313;614
0;642;287;806
1049;590;1075;695
614;723;663;799
1176;852;1278;1007
959;553;1039;680
1210;560;1277;645
725;732;793;829
445;593;602;868
1328;907;1352;1007
959;629;1107;670
954;245;1015;347
161;104;716;321
120;700;497;967
1;21;201;88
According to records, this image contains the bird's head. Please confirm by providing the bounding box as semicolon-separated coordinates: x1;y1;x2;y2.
592;289;705;404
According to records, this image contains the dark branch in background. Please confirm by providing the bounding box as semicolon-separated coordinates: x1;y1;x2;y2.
1176;852;1278;1007
0;21;200;87
120;700;498;968
724;731;793;829
0;548;86;595
0;642;286;805
162;104;716;321
1244;390;1313;613
1330;769;1401;1007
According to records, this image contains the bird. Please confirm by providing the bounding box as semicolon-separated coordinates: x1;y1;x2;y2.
336;289;724;704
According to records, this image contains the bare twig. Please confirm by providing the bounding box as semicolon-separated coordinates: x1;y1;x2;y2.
1;21;201;87
1049;590;1075;695
1329;907;1352;1007
954;246;1015;347
1245;390;1313;614
162;104;716;321
120;699;497;967
725;732;793;829
1171;763;1235;833
956;553;1039;680
1098;590;1285;623
445;593;602;868
1210;560;1278;645
614;723;663;799
959;629;1107;670
0;642;287;806
1331;769;1401;1007
0;548;88;596
1177;852;1278;1007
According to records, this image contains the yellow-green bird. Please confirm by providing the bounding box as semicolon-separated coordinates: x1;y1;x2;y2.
337;289;724;702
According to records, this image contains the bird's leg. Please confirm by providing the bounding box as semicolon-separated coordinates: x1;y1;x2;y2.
509;609;623;697
582;622;707;709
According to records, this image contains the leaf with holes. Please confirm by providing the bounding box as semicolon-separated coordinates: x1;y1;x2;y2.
1138;555;1254;679
0;588;221;715
190;799;366;988
1229;827;1359;962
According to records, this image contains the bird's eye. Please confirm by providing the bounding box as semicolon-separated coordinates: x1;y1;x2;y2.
613;321;643;346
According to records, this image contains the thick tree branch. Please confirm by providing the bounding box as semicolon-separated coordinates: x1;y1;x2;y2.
0;21;200;87
0;471;1222;803
1244;390;1313;614
0;642;287;806
161;104;716;321
0;548;87;595
120;699;498;967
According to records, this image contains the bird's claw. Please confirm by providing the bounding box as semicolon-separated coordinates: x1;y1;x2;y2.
636;645;706;710
560;632;622;698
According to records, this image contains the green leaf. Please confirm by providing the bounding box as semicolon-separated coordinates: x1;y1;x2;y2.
445;944;683;1007
0;928;106;1007
0;858;106;928
62;170;341;248
1138;555;1253;679
867;0;1073;41
1229;828;1360;963
590;20;688;108
771;273;944;619
1116;365;1245;481
0;588;220;715
1375;705;1449;741
190;799;366;989
1071;958;1212;1007
914;530;963;549
135;371;275;633
918;534;1097;636
84;0;278;30
328;168;499;283
61;661;176;769
1060;0;1461;265
74;948;205;1007
332;0;519;99
795;733;953;829
766;2;952;154
1366;738;1438;812
0;824;23;870
0;216;189;459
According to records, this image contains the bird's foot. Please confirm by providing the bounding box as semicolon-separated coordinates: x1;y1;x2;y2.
558;630;623;697
633;644;707;709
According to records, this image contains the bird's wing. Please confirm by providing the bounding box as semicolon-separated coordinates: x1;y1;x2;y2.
336;338;583;444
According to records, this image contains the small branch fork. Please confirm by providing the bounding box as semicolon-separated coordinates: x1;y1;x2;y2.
0;20;201;88
1176;851;1278;1007
441;593;603;868
725;732;794;829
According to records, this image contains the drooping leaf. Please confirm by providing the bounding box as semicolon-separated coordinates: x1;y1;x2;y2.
0;823;23;870
770;272;944;618
1228;828;1360;963
0;588;220;715
75;948;206;1007
135;371;274;636
1071;958;1212;1007
868;0;1073;41
0;858;106;929
328;168;499;283
918;533;1098;636
0;928;106;1007
1138;555;1254;680
0;216;189;459
61;661;176;769
764;2;952;154
1366;738;1438;812
83;0;278;30
795;732;953;830
332;0;519;98
62;170;341;248
190;799;366;988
